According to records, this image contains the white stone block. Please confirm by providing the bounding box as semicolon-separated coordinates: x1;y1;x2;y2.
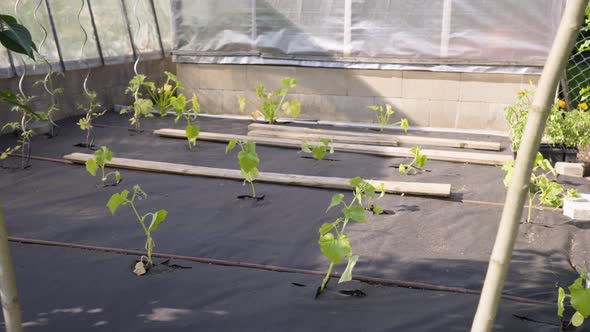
555;162;585;177
564;194;590;220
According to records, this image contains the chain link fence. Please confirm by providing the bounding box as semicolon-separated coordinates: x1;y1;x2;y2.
566;14;590;107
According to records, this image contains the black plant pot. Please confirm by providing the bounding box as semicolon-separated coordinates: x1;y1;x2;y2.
513;144;578;165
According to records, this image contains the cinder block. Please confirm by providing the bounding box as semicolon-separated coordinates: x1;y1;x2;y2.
347;69;402;98
456;102;488;129
293;67;347;96
486;103;510;131
246;65;297;91
402;71;460;101
564;194;590;220
197;64;247;91
459;73;522;103
314;95;376;122
428;100;457;128
555;162;585;177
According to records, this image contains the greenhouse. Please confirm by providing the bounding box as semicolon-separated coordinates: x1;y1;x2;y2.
1;0;590;331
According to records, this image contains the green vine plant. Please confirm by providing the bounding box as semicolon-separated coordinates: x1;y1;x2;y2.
1;93;40;168
32;60;63;136
145;71;185;116
225;139;260;198
317;177;385;296
399;146;428;175
107;185;168;274
558;268;590;328
77;90;105;149
85;146;121;186
123;74;154;130
301;138;334;160
502;152;579;223
368;104;409;132
238;77;301;124
171;94;200;149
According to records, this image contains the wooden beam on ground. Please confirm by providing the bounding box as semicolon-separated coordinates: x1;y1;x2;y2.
63;153;452;197
248;129;398;146
154;128;512;166
248;123;502;151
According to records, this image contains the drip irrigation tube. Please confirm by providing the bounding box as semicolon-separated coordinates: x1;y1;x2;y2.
7;236;552;306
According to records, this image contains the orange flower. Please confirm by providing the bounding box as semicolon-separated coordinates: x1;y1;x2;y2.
578;102;588;111
558;99;566;109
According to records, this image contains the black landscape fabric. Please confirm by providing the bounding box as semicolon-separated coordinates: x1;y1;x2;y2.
0;113;589;331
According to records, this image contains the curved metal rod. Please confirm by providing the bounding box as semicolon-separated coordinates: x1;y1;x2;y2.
77;0;91;96
132;0;143;77
33;0;48;54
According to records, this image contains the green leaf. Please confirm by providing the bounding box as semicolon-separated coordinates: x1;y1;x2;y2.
0;17;36;59
148;209;168;232
416;155;428;169
301;139;312;153
238;150;259;173
115;171;121;184
318;233;352;264
399;163;407;174
237;96;246;113
349;177;363;188
326;193;344;212
371;204;383;215
569;277;590;317
191;95;200;113
572;311;585;327
312;145;326;160
107;190;129;214
85;158;97;176
170;94;186;112
558;287;566;317
343;204;366;223
185;124;200;145
281;77;297;88
400;118;409;133
226;139;237;154
338;255;359;283
319;222;334;236
281;98;301;119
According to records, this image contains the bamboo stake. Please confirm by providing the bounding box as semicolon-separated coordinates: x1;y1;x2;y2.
0;204;23;332
470;1;587;331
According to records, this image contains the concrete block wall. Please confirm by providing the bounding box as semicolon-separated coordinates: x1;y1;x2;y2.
177;63;539;131
0;59;174;127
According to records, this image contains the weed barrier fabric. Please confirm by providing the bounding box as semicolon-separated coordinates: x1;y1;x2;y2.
3;243;560;331
0;114;589;329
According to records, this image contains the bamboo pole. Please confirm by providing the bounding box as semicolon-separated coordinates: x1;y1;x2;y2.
470;1;587;331
0;204;23;332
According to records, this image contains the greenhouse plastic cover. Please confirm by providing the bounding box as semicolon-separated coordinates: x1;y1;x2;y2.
171;0;566;74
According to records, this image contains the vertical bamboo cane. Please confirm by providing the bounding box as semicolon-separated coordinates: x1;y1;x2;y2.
0;205;23;332
470;1;587;331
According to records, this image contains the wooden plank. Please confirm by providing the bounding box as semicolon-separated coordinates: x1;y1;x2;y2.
154;128;512;166
248;123;502;151
63;153;452;197
248;130;398;146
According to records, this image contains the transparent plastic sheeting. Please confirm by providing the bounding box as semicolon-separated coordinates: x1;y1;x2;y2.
0;0;172;79
171;0;566;74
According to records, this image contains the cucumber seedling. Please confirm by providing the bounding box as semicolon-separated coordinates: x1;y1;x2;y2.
77;90;106;149
558;268;590;328
301;138;334;160
171;94;200;149
107;185;168;270
317;177;385;295
238;77;300;124
502;152;579;223
399;146;428;175
144;71;185;116
124;74;154;130
225;139;260;198
85;146;121;186
368;104;409;132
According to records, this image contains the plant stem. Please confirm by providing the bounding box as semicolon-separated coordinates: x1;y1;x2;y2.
250;181;256;198
470;1;586;330
130;202;152;266
527;191;533;223
320;263;334;292
0;204;23;332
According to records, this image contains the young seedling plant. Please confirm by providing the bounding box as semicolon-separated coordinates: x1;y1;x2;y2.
85;146;121;186
368;104;409;132
145;71;185;116
558;268;590;328
124;74;154;130
1;92;41;168
107;185;168;274
399;146;428;175
502;152;579;223
317;177;385;296
225;139;260;198
301;138;334;160
77;90;105;149
238;77;301;124
171;94;200;149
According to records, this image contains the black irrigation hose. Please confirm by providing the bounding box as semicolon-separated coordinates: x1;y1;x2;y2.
7;236;552;306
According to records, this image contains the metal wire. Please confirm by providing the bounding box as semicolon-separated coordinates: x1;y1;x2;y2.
566;28;590;105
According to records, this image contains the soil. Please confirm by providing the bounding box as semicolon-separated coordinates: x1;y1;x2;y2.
0;113;589;331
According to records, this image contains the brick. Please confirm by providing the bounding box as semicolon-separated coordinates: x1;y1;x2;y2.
555;162;585;177
347;69;402;98
402;71;460;101
564;194;590;220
